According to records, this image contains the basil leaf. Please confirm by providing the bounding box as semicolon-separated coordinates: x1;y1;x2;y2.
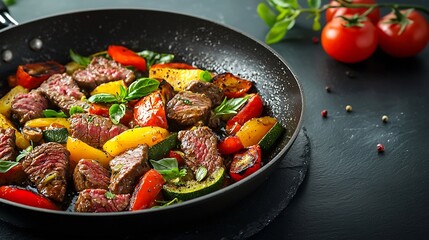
307;0;321;9
137;50;174;68
195;166;207;182
150;158;186;181
69;49;91;67
199;70;213;82
0;161;19;173
119;85;127;100
43;128;68;144
69;106;85;116
16;145;32;162
265;17;296;44
43;109;67;118
109;103;126;125
88;93;118;103
125;78;160;101
257;2;277;27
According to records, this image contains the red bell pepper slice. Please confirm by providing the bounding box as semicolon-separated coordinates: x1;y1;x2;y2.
0;186;60;210
129;169;166;211
225;94;264;135
16;61;65;89
133;91;168;129
107;45;147;71
229;145;262;182
0;163;27;186
212;73;253;99
89;103;133;126
218;135;244;155
151;62;197;69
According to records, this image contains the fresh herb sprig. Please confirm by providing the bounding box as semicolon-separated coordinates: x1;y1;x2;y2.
213;95;250;118
257;0;429;44
88;78;160;124
150;158;187;181
137;50;174;69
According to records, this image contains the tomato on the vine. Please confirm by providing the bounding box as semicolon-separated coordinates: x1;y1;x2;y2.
326;0;380;25
321;15;378;63
377;9;429;58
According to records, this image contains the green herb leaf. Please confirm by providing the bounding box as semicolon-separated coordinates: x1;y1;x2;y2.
214;95;250;118
312;12;321;31
195;166;208;182
16;145;33;162
257;3;277;27
109;103;126;125
150;158;187;181
199;70;213;82
125;78;160;101
0;161;19;173
307;0;321;9
69;49;91;67
151;198;181;209
105;191;115;200
87;93;118;103
43;109;67;118
43;128;68;144
270;0;299;9
265;17;296;44
137;50;174;69
69;106;85;116
119;85;127;100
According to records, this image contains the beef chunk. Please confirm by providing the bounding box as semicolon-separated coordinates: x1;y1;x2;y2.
0;128;16;161
22;142;70;202
73;159;110;192
178;126;223;175
38;73;88;113
69;113;129;149
166;91;212;127
72;57;135;90
185;80;224;106
109;144;150;194
11;90;48;124
74;188;130;213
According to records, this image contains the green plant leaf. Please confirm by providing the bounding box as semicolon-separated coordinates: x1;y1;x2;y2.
109;103;126;125
0;161;18;173
307;0;321;9
69;106;85;116
199;70;213;82
313;12;321;31
43;109;67;118
69;49;91;67
214;95;250;118
137;50;174;69
257;3;277;27
195;166;208;182
125;78;160;101
150;158;186;181
270;0;299;9
87;93;118;103
265;17;296;44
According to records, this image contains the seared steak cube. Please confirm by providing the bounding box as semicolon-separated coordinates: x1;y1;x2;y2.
178;126;224;175
166;91;212;127
109;144;150;194
69;113;129;149
72;57;135;90
0;128;16;161
185;80;224;106
22;142;70;202
74;188;130;213
73;159;110;192
38;73;88;113
11;90;48;124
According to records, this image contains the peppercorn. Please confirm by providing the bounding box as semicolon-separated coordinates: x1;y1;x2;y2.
321;109;328;118
325;86;331;93
345;105;352;112
382;115;388;123
312;36;319;44
345;70;356;78
377;143;385;153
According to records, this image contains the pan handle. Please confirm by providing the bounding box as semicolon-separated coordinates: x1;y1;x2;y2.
0;0;19;29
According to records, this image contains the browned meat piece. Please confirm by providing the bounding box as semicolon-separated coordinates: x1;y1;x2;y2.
73;159;110;192
0;128;16;161
74;188;130;213
166;91;212;127
22;142;70;202
69;113;129;149
184;80;224;106
72;57;135;90
38;73;88;113
11;90;48;124
178;126;224;175
109;144;150;194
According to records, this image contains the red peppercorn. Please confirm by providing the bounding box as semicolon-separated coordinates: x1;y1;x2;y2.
377;143;385;153
312;36;319;44
321;109;328;118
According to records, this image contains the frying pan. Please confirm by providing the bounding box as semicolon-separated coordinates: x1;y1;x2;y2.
0;2;303;234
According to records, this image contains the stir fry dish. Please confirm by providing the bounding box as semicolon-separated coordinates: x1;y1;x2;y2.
0;45;285;212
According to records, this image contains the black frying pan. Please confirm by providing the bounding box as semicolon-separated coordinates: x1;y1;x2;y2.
0;2;303;234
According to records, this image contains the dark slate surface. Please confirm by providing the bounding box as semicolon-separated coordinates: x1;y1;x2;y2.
2;0;429;239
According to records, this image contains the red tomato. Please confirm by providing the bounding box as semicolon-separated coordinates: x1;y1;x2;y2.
129;169;165;211
133;91;168;129
218;135;244;155
321;15;378;63
326;0;380;24
107;45;147;71
229;145;262;182
212;73;253;99
16;61;65;89
377;9;429;58
0;186;59;210
225;94;263;135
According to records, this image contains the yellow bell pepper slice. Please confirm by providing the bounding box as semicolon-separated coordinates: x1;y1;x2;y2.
149;67;205;92
103;126;169;157
90;80;127;96
24;118;71;133
235;116;277;148
0;85;28;118
66;137;113;169
0;113;30;149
